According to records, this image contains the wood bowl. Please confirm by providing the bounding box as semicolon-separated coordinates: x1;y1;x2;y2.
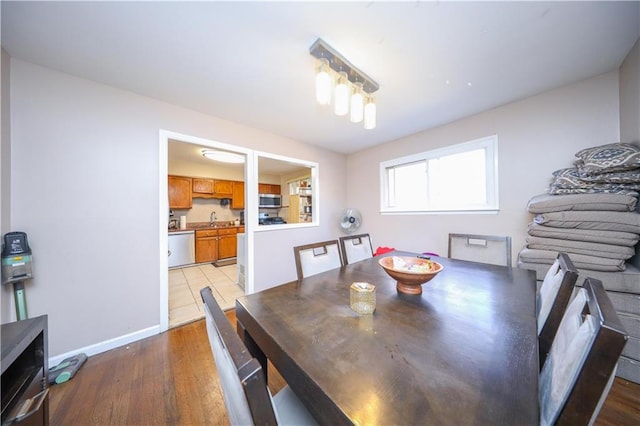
378;256;444;295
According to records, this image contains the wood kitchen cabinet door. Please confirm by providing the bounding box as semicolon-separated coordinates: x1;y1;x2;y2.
231;181;244;209
192;178;214;194
258;183;281;194
168;176;192;209
213;180;233;196
217;228;237;259
195;230;218;263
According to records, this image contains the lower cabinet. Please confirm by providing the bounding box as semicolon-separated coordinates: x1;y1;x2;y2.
218;228;237;259
195;228;241;263
195;229;218;263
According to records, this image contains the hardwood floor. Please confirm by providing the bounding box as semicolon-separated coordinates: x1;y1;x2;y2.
49;313;640;425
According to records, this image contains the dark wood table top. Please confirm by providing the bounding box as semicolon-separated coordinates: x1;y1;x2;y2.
236;252;539;425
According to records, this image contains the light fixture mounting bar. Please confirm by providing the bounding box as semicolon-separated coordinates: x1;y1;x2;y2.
309;38;379;94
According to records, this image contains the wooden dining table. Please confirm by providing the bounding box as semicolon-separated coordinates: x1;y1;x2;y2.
235;251;539;425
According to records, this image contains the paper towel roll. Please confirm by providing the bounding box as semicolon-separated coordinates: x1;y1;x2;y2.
180;216;187;229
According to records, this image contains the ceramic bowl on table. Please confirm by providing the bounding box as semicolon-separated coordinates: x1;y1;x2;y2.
378;256;444;295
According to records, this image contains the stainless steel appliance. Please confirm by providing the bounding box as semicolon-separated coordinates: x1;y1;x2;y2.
168;230;195;268
259;193;281;209
259;213;286;225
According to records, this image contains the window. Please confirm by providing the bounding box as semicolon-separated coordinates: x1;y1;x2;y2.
380;135;498;213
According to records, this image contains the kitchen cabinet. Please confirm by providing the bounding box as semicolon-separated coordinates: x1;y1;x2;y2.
193;179;234;199
231;181;244;209
288;194;312;224
218;228;238;259
259;183;281;195
192;178;214;194
195;229;218;263
168;175;192;209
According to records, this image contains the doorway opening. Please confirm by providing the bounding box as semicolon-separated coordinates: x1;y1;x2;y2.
159;130;253;332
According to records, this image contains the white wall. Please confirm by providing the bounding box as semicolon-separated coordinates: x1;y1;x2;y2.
1;48;12;319
620;38;640;145
346;71;621;261
8;58;346;357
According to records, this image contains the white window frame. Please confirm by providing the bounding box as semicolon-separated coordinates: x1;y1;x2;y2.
379;135;499;214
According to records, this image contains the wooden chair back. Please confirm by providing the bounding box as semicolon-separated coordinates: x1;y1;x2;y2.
538;252;579;369
447;233;512;267
539;278;628;426
294;240;342;280
339;234;373;265
200;287;277;426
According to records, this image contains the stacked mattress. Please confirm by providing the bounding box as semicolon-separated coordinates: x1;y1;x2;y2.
518;143;640;383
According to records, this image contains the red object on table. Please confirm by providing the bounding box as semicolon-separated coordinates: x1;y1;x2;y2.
374;246;395;256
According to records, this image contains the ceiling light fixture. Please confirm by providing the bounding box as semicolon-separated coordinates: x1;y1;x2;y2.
364;96;377;130
310;38;378;130
201;149;244;164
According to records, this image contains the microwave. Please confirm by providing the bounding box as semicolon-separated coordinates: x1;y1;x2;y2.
259;194;282;209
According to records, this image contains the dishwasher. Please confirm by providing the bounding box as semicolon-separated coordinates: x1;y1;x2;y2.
168;230;195;268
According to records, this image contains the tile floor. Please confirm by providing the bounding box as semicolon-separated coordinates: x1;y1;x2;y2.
169;263;244;328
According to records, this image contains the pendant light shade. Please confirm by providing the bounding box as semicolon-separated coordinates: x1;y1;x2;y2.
350;82;364;123
364;96;377;130
334;71;349;116
315;58;331;105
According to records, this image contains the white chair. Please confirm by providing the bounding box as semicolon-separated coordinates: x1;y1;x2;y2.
293;240;342;280
339;234;373;265
447;233;512;267
539;278;627;426
200;287;317;426
537;252;579;369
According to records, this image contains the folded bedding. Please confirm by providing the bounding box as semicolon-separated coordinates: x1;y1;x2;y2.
526;193;638;213
525;236;636;260
518;248;626;272
527;223;640;246
533;211;640;233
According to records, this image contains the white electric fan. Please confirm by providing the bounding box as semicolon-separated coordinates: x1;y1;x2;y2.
339;208;362;234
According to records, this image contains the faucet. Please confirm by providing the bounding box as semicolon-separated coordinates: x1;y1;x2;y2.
210;210;217;226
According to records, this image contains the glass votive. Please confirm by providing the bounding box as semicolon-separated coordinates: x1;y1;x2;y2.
350;282;376;315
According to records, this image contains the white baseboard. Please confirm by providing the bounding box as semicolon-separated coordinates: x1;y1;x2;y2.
48;325;161;367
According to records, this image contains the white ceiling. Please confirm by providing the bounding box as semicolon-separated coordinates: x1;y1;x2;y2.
2;1;639;154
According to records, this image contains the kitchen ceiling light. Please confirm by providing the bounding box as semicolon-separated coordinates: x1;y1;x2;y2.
201;150;244;164
310;38;379;130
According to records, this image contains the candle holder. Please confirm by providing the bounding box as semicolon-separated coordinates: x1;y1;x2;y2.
350;282;376;315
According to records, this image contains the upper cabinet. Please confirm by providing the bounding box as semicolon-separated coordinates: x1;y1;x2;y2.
232;181;245;210
168;175;192;209
192;178;214;194
258;183;281;195
192;178;233;199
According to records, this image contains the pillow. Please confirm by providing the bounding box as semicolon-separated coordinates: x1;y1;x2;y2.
577;168;640;184
574;143;640;174
550;168;640;191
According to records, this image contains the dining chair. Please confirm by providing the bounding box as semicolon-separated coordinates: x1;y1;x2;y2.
447;233;512;267
537;252;579;369
539;277;628;426
339;233;374;265
200;287;317;426
293;240;342;280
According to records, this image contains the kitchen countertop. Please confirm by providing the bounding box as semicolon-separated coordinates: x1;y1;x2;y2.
168;222;244;233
